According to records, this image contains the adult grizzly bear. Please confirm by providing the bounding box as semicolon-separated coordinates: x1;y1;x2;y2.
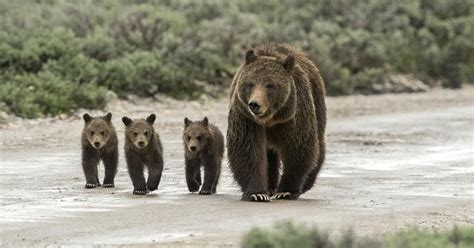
227;43;326;202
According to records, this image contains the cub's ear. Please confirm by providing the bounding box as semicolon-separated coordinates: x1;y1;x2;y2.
103;112;112;122
184;117;192;127
83;113;92;123
202;117;209;127
245;49;257;65
122;116;132;126
146;114;156;124
283;54;295;72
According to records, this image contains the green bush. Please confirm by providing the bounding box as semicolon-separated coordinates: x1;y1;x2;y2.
242;222;474;248
0;0;473;118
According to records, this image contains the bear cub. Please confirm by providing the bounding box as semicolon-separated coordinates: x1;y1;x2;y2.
81;112;118;188
122;114;164;195
183;117;224;195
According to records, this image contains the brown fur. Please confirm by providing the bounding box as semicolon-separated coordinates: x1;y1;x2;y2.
183;117;224;195
227;43;327;201
122;114;164;195
81;112;119;188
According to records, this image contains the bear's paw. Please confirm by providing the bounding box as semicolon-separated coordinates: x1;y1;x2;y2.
272;192;300;200
250;193;271;202
85;183;98;189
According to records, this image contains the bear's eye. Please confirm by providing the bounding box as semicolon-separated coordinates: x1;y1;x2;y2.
144;131;148;136
196;135;202;141
100;131;105;136
246;82;255;88
90;131;95;135
266;84;275;90
187;135;191;141
134;132;138;136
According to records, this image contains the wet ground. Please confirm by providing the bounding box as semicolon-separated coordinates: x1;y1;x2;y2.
0;88;473;246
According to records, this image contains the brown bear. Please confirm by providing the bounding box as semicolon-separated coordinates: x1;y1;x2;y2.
227;43;327;202
182;117;224;195
122;114;164;195
81;112;119;188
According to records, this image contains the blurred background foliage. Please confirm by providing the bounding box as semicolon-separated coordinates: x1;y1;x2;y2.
0;0;473;118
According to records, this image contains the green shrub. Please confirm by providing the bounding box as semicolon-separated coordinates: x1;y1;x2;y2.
242;222;474;248
0;0;473;118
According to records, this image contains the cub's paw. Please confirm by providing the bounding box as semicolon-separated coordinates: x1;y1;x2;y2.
85;183;98;189
248;193;271;202
187;181;200;193
199;190;213;195
147;185;158;192
272;192;300;200
102;183;115;188
133;189;149;195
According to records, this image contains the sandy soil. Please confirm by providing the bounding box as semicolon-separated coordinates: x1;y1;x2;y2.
0;87;473;246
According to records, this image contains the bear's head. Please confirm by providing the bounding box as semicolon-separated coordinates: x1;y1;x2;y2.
237;49;296;125
83;112;114;149
183;117;211;154
122;114;156;149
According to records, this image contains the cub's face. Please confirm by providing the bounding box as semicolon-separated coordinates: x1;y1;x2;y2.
238;50;295;124
83;113;113;149
122;114;156;149
183;117;210;154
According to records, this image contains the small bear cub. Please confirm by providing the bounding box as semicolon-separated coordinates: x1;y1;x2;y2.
122;114;164;195
183;117;224;195
81;112;118;189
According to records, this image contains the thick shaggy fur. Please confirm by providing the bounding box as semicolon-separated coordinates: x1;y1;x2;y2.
227;43;327;202
182;117;224;195
122;114;164;195
81;112;119;188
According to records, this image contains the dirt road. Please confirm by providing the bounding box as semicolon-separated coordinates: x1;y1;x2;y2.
0;88;473;246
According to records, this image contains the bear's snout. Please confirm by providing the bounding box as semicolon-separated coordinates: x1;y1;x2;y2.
248;101;261;114
94;141;101;148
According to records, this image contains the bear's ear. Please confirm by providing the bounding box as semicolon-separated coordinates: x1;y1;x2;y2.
103;112;112;122
146;114;156;124
122;116;132;126
184;117;192;127
202;117;209;128
83;113;92;123
245;49;257;65
283;54;295;72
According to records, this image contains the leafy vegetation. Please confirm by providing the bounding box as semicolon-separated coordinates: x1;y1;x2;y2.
242;222;474;248
0;0;473;118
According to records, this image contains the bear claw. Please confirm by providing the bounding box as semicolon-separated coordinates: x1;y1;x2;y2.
133;189;149;195
102;184;114;188
199;190;212;195
85;183;97;189
250;193;271;202
272;192;299;200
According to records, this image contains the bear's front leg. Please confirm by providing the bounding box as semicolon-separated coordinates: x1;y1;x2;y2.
82;147;101;188
101;149;118;188
126;153;147;195
200;156;220;195
227;111;270;202
146;152;163;192
274;146;316;200
185;158;201;193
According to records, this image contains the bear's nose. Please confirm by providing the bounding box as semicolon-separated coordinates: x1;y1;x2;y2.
138;141;145;147
248;101;261;113
190;146;197;152
94;142;101;148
